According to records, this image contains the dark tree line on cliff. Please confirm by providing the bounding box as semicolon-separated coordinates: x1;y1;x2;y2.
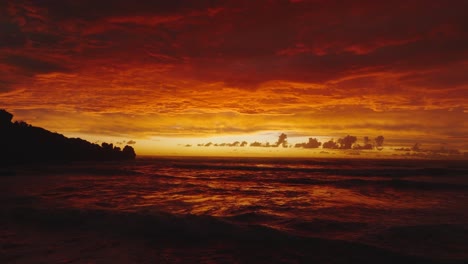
0;109;135;164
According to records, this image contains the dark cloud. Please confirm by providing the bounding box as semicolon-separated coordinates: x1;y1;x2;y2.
395;148;464;159
395;143;421;152
433;148;461;155
322;139;339;149
354;136;384;150
353;144;372;150
364;137;371;145
412;143;421;152
295;138;321;149
127;140;136;145
28;32;63;47
394;142;462;158
400;62;468;90
3;55;69;74
3;0;467;92
275;133;288;148
0;22;27;48
394;147;411;152
198;134;290;148
337;135;357;149
210;141;241;147
197;142;214;147
11;0;467;85
32;0;222;21
0;79;16;93
192;133;388;152
199;141;249;147
169;0;468;86
374;136;384;150
250;141;262;147
353;136;373;150
0;16;62;49
319;135;386;150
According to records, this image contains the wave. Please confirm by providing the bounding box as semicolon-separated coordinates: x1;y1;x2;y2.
0;206;446;264
170;162;468;178
283;218;369;234
221;210;289;226
4;161;142;176
321;178;468;190
362;224;468;262
150;172;468;191
271;177;468;190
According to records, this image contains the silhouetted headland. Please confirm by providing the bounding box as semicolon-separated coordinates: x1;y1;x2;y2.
0;109;136;165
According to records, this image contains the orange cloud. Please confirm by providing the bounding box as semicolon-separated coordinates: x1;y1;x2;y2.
0;0;467;156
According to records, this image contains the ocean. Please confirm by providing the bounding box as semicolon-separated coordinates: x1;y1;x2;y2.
1;157;467;263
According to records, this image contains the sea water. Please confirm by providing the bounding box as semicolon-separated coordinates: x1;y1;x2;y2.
1;157;467;263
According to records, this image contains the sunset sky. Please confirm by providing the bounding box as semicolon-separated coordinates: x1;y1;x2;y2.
1;0;467;158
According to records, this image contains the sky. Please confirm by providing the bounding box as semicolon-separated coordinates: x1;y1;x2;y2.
0;0;467;158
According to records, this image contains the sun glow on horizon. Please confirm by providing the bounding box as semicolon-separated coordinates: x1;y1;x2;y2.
54;130;464;160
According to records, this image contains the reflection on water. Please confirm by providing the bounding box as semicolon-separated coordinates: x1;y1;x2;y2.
1;157;468;261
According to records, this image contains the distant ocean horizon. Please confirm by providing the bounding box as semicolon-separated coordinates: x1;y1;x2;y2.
1;157;467;263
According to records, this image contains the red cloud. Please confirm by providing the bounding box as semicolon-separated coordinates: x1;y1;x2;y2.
0;0;466;149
